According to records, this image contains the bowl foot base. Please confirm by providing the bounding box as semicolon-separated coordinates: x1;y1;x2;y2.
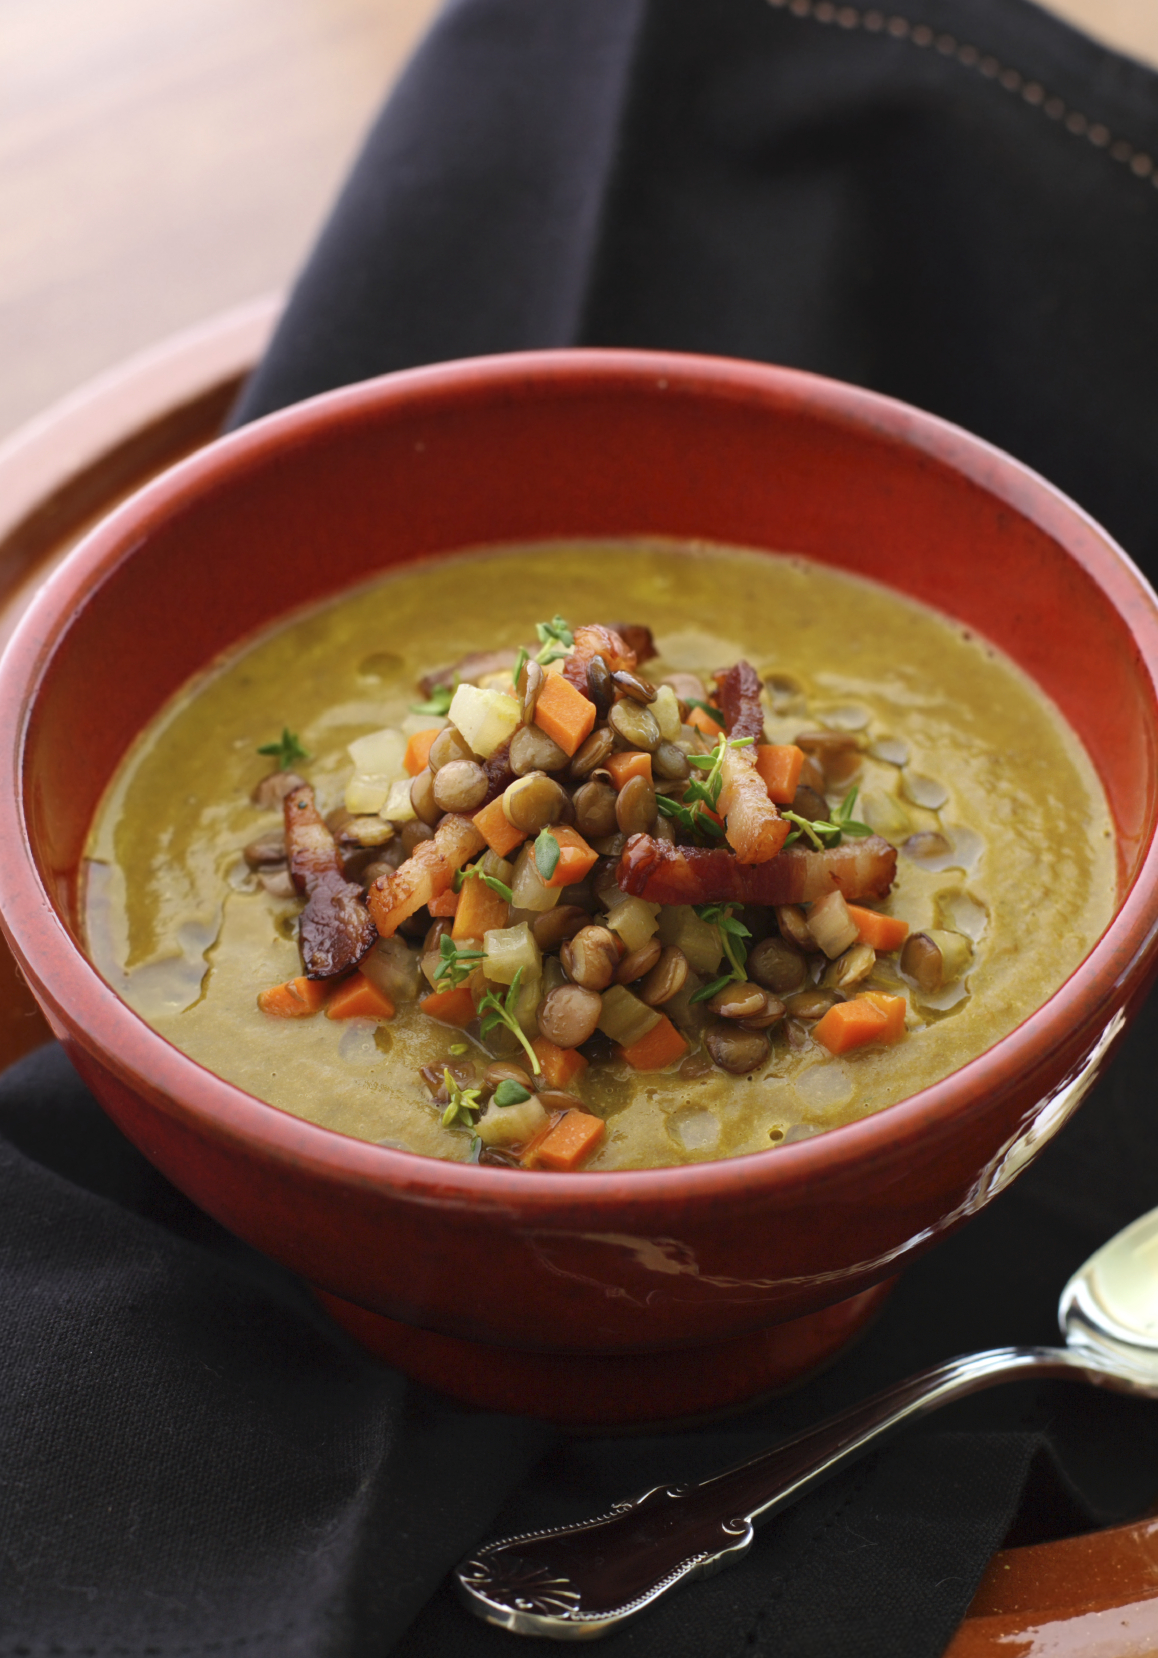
312;1279;895;1427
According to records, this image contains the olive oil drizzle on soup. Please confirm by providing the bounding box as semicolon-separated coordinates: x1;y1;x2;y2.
83;542;1116;1170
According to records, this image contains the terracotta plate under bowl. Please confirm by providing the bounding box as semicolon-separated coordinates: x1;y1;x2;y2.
0;325;1155;1652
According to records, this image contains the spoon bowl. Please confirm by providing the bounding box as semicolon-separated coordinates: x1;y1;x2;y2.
457;1202;1158;1640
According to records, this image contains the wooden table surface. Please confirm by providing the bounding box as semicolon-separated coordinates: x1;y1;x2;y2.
2;0;1157;445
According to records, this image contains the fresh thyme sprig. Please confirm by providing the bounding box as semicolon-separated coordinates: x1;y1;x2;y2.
655;793;727;841
410;683;455;717
477;968;542;1075
441;1068;484;1129
534;615;574;666
782;786;873;850
685;732;754;812
453;859;515;902
688;903;751;1003
435;934;486;990
257;727;309;770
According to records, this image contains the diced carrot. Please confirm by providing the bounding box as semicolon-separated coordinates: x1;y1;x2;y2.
619;1014;689;1071
325;972;396;1021
533;671;596;757
605;750;652;789
428;888;460;916
533;1110;607;1172
846;905;910;953
257;976;330;1018
531;1037;589;1091
859;991;908;1044
687;704;723;737
543;825;599;889
419;985;478;1026
755;744;805;805
452;874;509;940
473;794;527;859
813;997;890;1055
404;728;442;776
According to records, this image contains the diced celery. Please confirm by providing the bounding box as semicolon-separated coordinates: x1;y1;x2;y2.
382;778;417;824
347;726;408;779
598;985;661;1047
345;773;393;815
652;684;682;743
448;684;521;757
480;850;514;886
475;1093;548;1148
511;970;543;1037
483;922;542;986
510;843;562;912
604;895;661;953
656;905;723;975
808;891;858;959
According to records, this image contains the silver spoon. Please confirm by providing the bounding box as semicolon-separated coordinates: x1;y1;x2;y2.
455;1205;1158;1641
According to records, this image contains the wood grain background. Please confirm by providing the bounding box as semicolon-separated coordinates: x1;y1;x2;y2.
2;0;1156;440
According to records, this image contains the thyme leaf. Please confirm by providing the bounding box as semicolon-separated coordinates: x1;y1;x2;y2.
441;1068;484;1129
781;787;873;850
454;859;515;902
690;901;749;997
534;615;574;667
493;1079;532;1107
257;728;309;770
534;827;561;882
410;684;454;717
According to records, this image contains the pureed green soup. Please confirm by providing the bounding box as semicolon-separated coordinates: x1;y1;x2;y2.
83;542;1116;1170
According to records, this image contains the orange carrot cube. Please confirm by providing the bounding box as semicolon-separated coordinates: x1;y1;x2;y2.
605;751;652;789
755;744;805;805
419;985;478;1026
532;1110;606;1172
618;1014;688;1071
452;875;510;940
531;1037;589;1091
542;825;599;888
686;704;724;737
325;972;396;1021
404;728;442;776
257;976;330;1018
473;795;527;859
858;991;908;1044
846;906;910;953
533;672;596;757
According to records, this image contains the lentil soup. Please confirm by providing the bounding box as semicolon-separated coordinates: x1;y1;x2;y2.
83;542;1116;1170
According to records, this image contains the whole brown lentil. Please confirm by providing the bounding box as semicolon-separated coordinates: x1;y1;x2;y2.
653;742;691;781
503;772;567;832
400;820;436;854
707;981;768;1021
428;726;475;771
611;669;657;704
573;779;619;840
705;1024;770;1074
748;936;808;995
638;945;689;1006
561;925;620;991
510;724;569;776
538;984;603;1047
569;727;615;779
531;905;589;952
614;937;662;984
586;656;613;720
432;759;488;813
615;773;657;836
410;768;441;826
609;699;661;752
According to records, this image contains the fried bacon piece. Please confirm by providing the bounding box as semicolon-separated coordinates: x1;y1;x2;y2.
284;785;377;978
367;813;485;938
718;745;790;863
616;833;897;907
603;623;656;665
561;625;637;696
715;660;766;745
419;648;522;697
711;659;785;862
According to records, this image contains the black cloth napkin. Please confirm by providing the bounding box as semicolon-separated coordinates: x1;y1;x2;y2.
6;1;1158;1654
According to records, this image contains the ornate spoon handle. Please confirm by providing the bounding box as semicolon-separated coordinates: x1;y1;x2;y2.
455;1344;1112;1640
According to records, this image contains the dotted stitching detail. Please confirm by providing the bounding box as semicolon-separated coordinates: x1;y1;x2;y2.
766;0;1156;183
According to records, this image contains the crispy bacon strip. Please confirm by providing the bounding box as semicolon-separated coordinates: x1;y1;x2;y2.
717;745;790;864
367;813;485;938
419;648;521;697
710;659;785;862
284;785;377;978
603;623;656;665
715;660;766;745
616;833;897;907
561;625;636;695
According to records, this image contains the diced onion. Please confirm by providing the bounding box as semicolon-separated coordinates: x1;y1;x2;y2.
476;1093;548;1147
510;843;562;913
447;685;521;758
807;891;858;959
483;922;542;986
347;727;408;779
656;904;723;975
382;778;417;823
345;773;393;815
604;895;661;953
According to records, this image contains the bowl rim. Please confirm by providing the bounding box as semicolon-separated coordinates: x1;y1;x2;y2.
3;343;1158;1215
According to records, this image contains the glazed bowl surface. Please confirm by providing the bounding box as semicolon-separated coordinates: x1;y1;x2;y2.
2;348;1157;1423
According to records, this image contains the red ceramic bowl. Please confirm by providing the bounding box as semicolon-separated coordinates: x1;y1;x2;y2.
2;349;1157;1427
